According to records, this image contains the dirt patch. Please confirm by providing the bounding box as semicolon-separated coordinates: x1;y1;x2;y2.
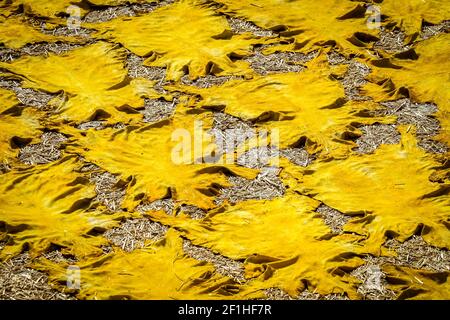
226;16;276;37
217;167;285;204
113;123;126;129
315;204;350;234
83;0;175;23
0;78;56;109
237;146;281;168
43;250;77;264
0;42;90;62
355;124;400;154
137;199;205;219
280;148;310;167
182;239;245;282
83;5;146;23
89;171;125;212
265;287;349;300
23;15;93;39
126;53;166;83
213;112;255;132
245;50;318;75
77;121;106;130
374;28;410;54
177;205;206;220
210;112;256;154
0;254;73;300
141;98;176;123
350;256;397;300
181;74;242;88
104;218;168;252
298;290;348;300
23;15;92;39
264;287;292;300
137;198;175;215
417;138;448;154
380;99;439;135
327;51;348;65
77;122;125;130
379;99;448;154
341;61;371;101
384;236;449;272
22;42;88;56
0;46;22;62
213;112;254;132
126;53;169;94
43;26;92;38
421;20;450;40
0;239;6;252
326;52;371;100
18;132;67;165
0;162;11;174
235;142;310;169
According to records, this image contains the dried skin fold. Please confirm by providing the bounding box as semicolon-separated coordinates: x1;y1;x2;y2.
0;88;19;113
0;42;162;123
215;0;378;54
0;108;43;163
377;0;450;38
0;156;120;259
65;111;257;210
87;0;260;80
383;264;449;300
37;229;261;300
148;194;364;298
282;128;450;251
